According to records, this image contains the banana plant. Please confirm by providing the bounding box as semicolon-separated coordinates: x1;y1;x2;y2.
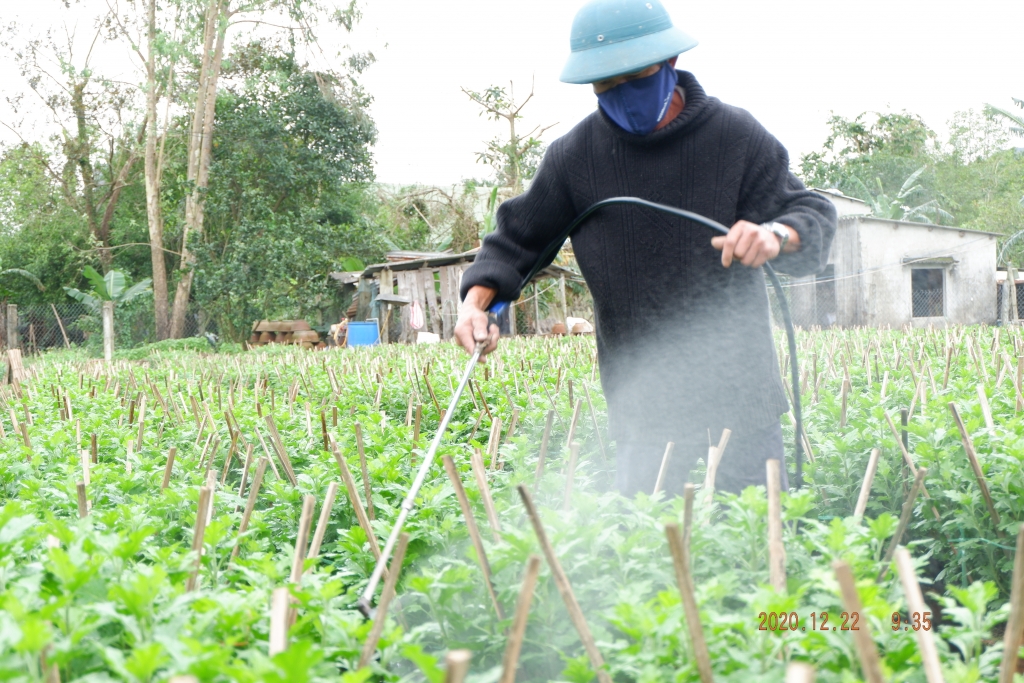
850;165;954;224
63;266;152;315
0;260;44;291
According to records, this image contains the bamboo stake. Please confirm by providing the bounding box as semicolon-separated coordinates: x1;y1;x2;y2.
565;399;583;448
161;447;177;489
703;428;732;501
358;533;409;668
665;520;714;683
853;448;881;521
883;412;939;519
498;556;542;683
307;482;339;564
330;437;384;563
833;560;885;683
254;426;283;480
444;650;472;683
355;423;375;520
878;467;928;581
976;384;995;432
583;383;606;461
442;455;504;620
948;403;1004;536
471;449;501;540
237;444;255;498
767;459;786;592
289;495;316;585
186;486;212;592
517;485;612;683
76;481;88;518
269;586;290;656
786;662;815;683
533;410;554;493
998;524;1024;683
263;416;298;486
562;442;581;511
230;457;268;561
894;547;945;683
487;416;503;470
652;442;674;496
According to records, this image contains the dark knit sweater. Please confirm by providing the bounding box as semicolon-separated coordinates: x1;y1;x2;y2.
461;71;837;444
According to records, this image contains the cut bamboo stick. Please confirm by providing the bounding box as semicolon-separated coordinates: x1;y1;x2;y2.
307;482;339;564
263;415;298;486
444;650;472;683
471;449;502;540
767;459;786;592
487;416;503;470
533;410;554;493
894;547;945;683
565;399;583;449
76;481;88;518
355;423;375;520
703;428;732;499
785;662;815;683
998;524;1024;683
948;403;1004;536
269;586;290;656
289;495;316;589
442;455;504;620
330;437;384;563
517;485;612;683
977;384;995;432
230;457;268;561
833;560;885;683
665;521;714;683
652;442;674;496
878;467;928;581
498;555;542;683
358;533;410;668
562;442;581;511
853;448;881;521
161;447;177;489
583;383;606;461
186;486;212;592
237;444;255;498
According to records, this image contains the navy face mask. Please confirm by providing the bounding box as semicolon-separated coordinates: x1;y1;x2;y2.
596;62;677;135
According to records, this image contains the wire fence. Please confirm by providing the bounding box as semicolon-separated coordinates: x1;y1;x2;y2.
0;301;216;355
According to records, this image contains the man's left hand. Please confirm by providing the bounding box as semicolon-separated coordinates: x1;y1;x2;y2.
711;220;793;269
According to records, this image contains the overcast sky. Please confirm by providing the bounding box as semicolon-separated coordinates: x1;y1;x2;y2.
1;0;1021;187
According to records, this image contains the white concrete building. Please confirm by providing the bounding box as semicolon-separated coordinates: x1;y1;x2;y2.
790;190;999;328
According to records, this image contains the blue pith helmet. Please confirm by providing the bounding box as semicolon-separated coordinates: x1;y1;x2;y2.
560;0;698;84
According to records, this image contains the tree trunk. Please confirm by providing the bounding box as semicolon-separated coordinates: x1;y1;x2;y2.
145;0;170;340
170;0;227;338
71;81;111;272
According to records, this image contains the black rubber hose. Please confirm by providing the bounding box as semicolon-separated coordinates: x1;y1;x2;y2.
505;196;805;488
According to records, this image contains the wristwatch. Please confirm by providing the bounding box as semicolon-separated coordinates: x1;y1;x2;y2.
762;222;789;250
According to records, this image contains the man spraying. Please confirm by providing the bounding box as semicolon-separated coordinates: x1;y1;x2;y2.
454;0;836;496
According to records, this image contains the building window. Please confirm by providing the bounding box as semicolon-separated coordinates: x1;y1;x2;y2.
912;268;944;317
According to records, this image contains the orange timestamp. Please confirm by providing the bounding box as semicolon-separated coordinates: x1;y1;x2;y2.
757;611;934;632
758;611;860;631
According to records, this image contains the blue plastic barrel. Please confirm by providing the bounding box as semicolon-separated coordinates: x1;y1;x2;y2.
347;321;380;346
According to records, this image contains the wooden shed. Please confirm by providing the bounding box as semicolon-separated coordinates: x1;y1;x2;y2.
333;249;579;343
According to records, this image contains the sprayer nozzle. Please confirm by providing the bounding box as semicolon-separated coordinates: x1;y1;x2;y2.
357;597;375;619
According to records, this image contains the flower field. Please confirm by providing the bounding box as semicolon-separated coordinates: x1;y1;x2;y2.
1;326;1024;682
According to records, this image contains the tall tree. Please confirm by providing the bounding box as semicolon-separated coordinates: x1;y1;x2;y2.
2;21;144;272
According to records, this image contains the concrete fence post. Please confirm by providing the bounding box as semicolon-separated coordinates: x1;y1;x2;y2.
102;301;114;362
6;304;17;350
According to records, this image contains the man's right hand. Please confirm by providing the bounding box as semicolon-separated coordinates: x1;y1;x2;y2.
454;285;500;358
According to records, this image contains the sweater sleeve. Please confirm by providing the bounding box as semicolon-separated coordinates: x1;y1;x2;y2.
459;140;579;302
736;123;837;278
